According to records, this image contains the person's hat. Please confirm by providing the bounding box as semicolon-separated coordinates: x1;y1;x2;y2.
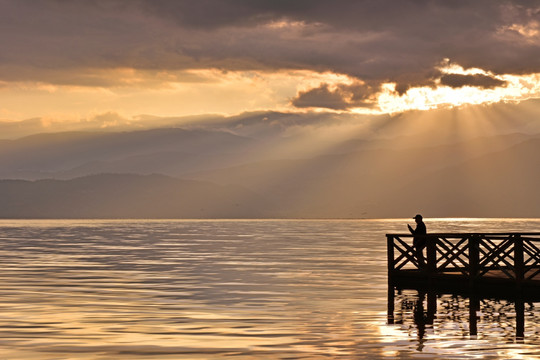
413;214;423;219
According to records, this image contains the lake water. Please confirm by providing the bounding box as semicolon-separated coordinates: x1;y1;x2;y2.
1;219;540;359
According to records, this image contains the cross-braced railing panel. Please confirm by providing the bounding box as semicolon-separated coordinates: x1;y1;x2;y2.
523;237;540;281
523;239;540;265
477;237;516;279
392;236;419;270
434;236;469;275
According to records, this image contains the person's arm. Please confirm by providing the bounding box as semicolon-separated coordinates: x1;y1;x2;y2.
408;224;414;234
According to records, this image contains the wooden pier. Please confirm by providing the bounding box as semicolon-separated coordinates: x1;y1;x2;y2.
387;232;540;295
386;232;540;338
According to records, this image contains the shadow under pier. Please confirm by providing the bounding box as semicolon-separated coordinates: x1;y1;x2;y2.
387;283;540;340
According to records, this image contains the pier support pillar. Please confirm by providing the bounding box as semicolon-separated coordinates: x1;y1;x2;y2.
469;293;479;336
387;284;394;324
387;235;395;324
515;293;525;339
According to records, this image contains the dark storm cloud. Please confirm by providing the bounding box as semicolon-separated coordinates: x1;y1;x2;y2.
439;74;507;89
138;0;540;77
0;0;539;90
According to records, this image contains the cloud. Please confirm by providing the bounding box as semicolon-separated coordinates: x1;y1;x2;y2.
0;0;539;119
291;82;378;110
292;84;350;110
0;112;137;139
0;1;539;86
439;74;507;89
3;98;540;141
0;109;374;139
0;66;222;89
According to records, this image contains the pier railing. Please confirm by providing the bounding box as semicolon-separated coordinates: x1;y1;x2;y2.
386;233;540;284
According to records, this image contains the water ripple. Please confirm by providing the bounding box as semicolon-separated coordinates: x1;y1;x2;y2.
0;219;539;359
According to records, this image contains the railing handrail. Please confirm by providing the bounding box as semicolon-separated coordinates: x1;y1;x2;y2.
387;232;540;283
386;232;540;237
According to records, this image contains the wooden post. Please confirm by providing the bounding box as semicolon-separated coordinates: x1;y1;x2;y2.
515;293;525;339
514;234;525;340
469;292;479;336
387;235;395;280
469;235;479;288
387;284;395;324
427;291;437;325
426;235;436;275
387;235;395;324
514;235;524;284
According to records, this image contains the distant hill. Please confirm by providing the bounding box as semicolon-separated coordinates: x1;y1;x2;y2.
0;124;529;181
186;137;540;218
381;138;540;218
0;128;254;179
0;125;538;218
0;174;273;218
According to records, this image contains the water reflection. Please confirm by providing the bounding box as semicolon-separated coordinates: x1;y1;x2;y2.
0;220;393;359
388;286;540;350
1;219;540;359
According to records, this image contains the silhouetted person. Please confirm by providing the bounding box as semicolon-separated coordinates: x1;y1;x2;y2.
408;214;427;268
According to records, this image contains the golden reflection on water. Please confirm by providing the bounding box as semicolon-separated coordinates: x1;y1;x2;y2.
0;219;540;359
383;289;540;359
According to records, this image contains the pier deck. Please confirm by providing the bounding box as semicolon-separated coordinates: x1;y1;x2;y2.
386;232;540;297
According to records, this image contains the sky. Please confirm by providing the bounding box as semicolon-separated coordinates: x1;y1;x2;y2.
1;0;540;136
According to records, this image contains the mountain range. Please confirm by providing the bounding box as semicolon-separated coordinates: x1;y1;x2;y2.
0;125;538;218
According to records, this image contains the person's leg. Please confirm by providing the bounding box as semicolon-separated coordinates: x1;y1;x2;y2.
416;246;425;268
